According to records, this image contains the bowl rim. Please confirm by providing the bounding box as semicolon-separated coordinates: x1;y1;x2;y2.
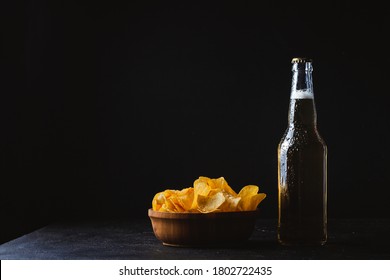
148;208;260;219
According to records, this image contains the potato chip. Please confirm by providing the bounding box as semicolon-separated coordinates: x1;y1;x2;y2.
152;176;266;213
168;195;184;212
238;185;266;211
194;177;216;191
197;192;225;213
192;177;213;209
152;189;182;212
152;192;165;211
212;177;237;196
248;193;266;211
219;191;241;212
177;187;194;211
238;185;259;197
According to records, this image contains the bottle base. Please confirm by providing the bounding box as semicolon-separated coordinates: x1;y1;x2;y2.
278;224;327;246
278;239;327;246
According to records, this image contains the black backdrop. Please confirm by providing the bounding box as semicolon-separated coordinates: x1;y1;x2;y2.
1;1;389;243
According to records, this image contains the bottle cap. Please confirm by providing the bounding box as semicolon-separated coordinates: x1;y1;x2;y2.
291;57;312;63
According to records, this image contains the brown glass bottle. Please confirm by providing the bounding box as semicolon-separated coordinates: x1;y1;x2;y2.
277;58;327;245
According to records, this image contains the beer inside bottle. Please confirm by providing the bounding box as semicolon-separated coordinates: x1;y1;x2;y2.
277;58;327;245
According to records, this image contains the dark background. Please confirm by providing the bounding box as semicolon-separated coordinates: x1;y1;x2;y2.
1;1;389;244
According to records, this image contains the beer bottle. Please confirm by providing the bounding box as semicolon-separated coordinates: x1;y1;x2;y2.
277;58;327;245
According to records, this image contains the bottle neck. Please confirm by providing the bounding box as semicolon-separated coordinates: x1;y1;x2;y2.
288;62;317;126
288;99;317;126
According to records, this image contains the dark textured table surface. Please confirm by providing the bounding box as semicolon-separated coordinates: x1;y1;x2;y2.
0;219;389;259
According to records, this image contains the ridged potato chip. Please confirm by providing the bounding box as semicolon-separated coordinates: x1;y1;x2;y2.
177;187;194;211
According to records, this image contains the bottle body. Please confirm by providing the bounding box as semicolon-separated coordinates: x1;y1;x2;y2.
277;59;327;245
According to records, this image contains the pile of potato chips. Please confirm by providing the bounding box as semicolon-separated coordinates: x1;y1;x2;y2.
152;176;266;213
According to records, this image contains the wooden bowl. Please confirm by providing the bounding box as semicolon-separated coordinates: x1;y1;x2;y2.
148;208;259;247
